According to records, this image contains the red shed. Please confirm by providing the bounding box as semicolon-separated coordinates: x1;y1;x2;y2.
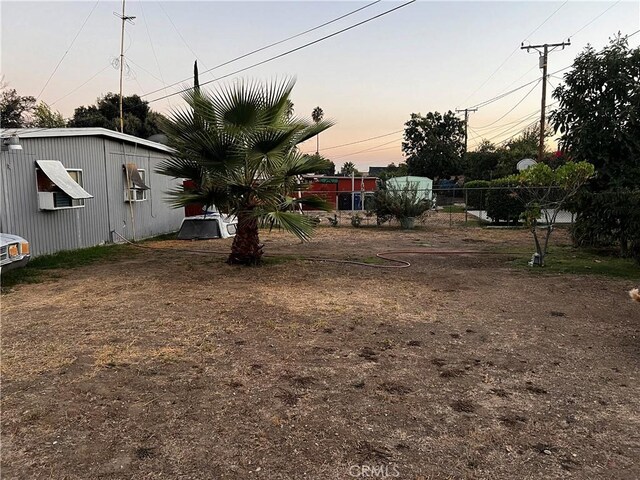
301;175;378;210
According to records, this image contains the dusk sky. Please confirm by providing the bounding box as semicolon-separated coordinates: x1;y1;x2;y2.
2;1;639;170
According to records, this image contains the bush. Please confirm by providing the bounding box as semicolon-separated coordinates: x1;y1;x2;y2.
485;178;525;225
370;183;431;227
572;189;640;263
463;180;491;209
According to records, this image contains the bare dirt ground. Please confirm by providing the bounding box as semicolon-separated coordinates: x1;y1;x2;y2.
2;226;639;479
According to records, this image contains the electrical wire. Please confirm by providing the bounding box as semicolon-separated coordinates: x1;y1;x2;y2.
49;64;112;106
36;0;100;100
141;0;384;98
144;0;416;104
459;1;568;107
568;0;622;39
139;1;172;107
331;137;402;160
302;129;405;154
155;1;215;82
472;79;541;129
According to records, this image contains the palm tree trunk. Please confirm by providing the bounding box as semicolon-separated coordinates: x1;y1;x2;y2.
228;211;263;265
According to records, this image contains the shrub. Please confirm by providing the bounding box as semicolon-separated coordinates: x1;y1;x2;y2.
463;180;491;209
370;183;431;228
485;178;525;225
572;189;640;263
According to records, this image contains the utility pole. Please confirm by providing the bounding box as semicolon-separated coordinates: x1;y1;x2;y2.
456;108;477;153
116;0;135;133
521;40;570;161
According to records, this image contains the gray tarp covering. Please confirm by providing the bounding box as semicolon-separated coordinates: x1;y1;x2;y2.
124;163;150;190
35;160;93;199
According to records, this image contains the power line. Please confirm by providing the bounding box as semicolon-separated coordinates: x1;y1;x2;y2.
36;0;100;100
331;136;403;160
459;1;568;107
49;64;112;106
472;79;541;129
568;0;622;39
144;0;416;104
523;0;570;43
307;129;404;153
155;1;215;82
627;29;640;39
469;76;541;110
139;2;172;107
142;0;384;98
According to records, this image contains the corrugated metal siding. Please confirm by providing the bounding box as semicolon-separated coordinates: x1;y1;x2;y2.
103;138;183;242
0;135;183;257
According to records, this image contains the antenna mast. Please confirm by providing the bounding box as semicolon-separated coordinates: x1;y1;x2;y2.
115;0;135;133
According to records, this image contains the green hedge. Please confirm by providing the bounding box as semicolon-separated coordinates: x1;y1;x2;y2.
463;180;491;209
485;178;525;225
572;189;640;263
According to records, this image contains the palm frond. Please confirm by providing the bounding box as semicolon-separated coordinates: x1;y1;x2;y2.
259;210;316;241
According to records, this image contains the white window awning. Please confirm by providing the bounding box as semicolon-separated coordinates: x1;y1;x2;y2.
35;160;93;199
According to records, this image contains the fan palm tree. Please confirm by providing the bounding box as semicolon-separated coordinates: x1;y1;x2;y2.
157;78;334;265
311;106;324;153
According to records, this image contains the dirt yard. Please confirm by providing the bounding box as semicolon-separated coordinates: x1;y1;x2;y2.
2;226;639;479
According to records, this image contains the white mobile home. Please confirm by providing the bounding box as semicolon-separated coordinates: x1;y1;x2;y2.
0;128;184;257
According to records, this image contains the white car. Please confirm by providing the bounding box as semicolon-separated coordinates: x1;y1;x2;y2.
177;212;238;240
0;233;31;272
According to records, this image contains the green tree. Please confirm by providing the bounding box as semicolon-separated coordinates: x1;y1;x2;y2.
68;93;165;138
0;88;35;128
550;35;640;189
549;36;640;259
495;126;544;177
31;102;65;128
513;161;595;266
157;78;334;265
378;162;409;181
303;153;334;175
463;140;500;180
402;111;465;179
340;161;360;176
311;106;324;153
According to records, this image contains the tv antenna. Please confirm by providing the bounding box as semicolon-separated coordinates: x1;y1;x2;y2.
114;0;136;133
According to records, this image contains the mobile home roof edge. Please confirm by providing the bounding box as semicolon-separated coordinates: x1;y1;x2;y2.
0;128;175;154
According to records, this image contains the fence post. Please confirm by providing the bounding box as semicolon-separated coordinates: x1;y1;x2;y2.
464;188;468;224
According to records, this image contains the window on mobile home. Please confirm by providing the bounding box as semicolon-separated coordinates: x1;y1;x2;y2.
124;164;150;202
35;160;93;210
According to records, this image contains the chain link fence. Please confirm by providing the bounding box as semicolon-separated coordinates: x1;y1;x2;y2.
302;186;575;228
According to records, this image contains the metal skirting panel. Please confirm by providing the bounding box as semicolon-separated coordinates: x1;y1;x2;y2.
0;135;183;257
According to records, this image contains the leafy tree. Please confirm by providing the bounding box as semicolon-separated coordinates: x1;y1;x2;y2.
311;106;324;153
513;162;595;266
68;93;165;138
340;161;360;176
549;35;640;258
495;126;542;176
302;153;334;175
378;162;408;181
550;35;640;190
463;140;500;180
157;78;334;265
31;102;65;128
0;88;35;128
402;111;465;179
